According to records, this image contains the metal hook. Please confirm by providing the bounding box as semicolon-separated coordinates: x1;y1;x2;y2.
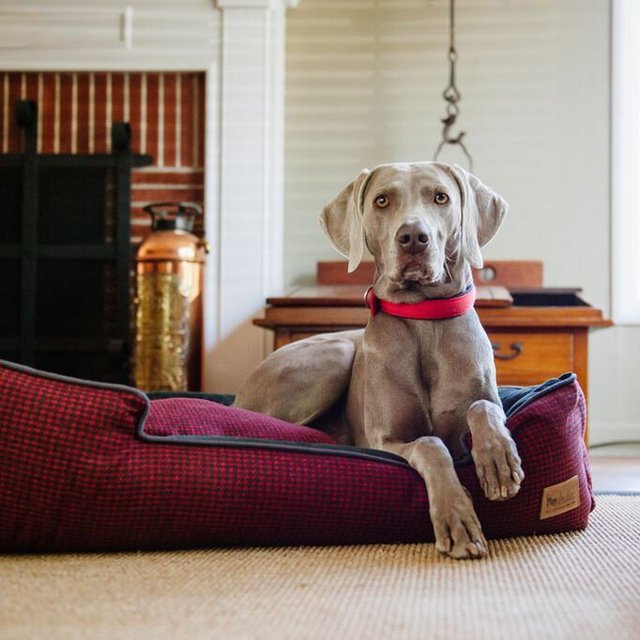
432;0;473;171
433;100;473;171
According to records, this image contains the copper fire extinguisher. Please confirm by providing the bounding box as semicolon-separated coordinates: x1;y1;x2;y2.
133;202;208;391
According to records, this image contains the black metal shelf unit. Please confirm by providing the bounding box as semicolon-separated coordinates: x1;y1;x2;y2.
0;100;152;383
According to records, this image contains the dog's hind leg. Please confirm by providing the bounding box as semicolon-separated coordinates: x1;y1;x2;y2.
233;330;361;425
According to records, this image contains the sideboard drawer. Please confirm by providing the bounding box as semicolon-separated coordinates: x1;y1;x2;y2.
487;331;574;386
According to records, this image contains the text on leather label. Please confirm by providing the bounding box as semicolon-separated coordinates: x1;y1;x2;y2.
540;475;581;520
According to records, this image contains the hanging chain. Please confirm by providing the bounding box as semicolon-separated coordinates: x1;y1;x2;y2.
433;0;473;170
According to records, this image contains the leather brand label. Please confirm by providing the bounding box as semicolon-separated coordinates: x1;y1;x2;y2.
540;475;581;520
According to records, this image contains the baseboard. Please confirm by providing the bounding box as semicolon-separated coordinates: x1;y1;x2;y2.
588;422;640;446
594;491;640;496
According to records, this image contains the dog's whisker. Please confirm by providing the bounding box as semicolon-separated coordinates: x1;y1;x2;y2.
443;260;453;284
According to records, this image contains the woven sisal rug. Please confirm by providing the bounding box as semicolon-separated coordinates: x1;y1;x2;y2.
1;495;638;640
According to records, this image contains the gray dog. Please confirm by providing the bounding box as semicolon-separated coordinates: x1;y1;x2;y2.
235;161;524;559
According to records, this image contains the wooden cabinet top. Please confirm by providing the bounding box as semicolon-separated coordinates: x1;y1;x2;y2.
258;284;612;330
266;284;512;308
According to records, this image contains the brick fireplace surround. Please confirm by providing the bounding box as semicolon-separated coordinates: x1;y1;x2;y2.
0;71;206;243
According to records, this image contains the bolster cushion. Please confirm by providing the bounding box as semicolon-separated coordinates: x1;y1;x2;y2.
0;359;593;552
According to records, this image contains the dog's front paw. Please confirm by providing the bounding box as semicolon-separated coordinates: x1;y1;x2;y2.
471;430;524;501
430;490;488;560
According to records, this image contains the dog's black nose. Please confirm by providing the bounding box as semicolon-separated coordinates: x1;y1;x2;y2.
396;223;430;254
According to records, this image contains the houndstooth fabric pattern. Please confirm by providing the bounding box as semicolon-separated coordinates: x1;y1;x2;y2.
146;398;337;444
0;360;593;552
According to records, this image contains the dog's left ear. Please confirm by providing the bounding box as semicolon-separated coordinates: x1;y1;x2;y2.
319;169;372;273
451;164;508;269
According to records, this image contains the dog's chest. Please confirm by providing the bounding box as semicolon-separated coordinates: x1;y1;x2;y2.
363;313;488;407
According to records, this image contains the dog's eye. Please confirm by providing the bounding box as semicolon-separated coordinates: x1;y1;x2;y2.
434;192;449;205
374;194;390;208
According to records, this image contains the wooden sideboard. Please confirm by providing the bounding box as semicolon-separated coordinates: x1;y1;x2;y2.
254;262;612;435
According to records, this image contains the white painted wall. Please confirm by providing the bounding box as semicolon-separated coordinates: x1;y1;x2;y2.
284;0;638;443
205;0;290;393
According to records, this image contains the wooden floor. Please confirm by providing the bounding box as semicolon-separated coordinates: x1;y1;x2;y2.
589;444;640;493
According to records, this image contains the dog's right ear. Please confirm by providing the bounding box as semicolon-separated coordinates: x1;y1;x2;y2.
319;169;372;273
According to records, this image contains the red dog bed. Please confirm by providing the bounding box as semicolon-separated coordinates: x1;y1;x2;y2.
0;359;593;553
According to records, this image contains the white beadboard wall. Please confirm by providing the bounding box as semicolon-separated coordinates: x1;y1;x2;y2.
284;0;609;296
284;0;640;444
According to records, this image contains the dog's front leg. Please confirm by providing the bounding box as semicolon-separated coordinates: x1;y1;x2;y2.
467;399;525;501
357;326;488;559
378;436;488;559
358;388;487;557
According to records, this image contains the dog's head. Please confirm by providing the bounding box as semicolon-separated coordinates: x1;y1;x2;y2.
319;161;507;298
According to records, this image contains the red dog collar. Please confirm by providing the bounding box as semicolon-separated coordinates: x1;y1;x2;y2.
365;285;476;320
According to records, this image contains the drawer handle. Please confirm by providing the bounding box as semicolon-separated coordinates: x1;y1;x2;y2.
492;341;523;360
